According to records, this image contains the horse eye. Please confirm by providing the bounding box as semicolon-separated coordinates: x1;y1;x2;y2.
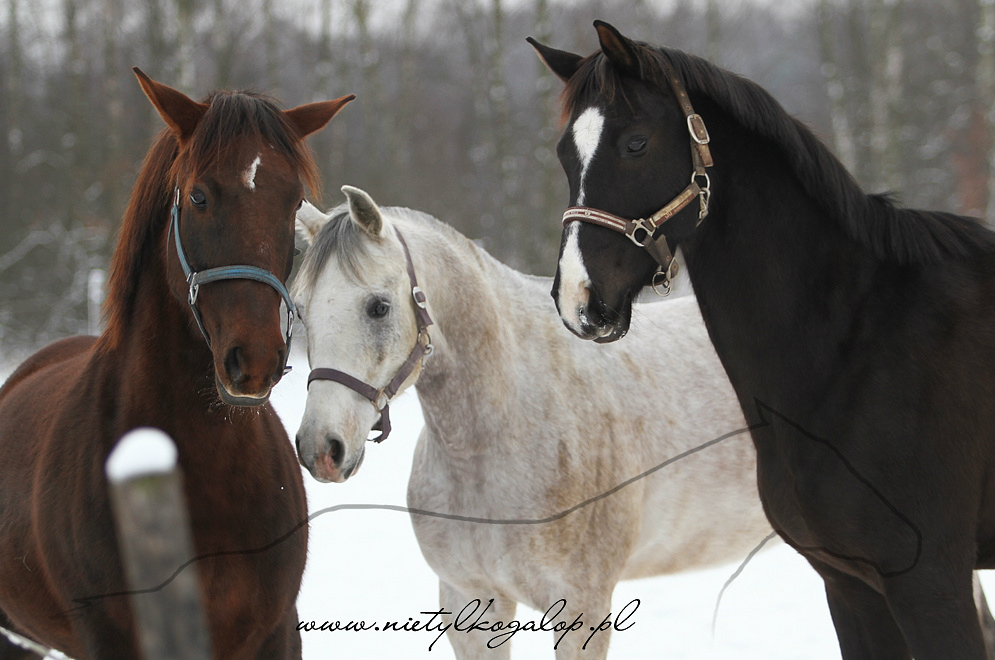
190;190;207;208
626;137;648;155
296;199;304;211
367;299;390;319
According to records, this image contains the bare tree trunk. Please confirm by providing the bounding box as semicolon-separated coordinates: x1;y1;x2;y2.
528;0;562;272
176;0;197;92
315;0;333;96
212;0;234;88
867;0;904;192
142;0;168;137
979;0;995;225
705;0;721;64
263;0;279;95
102;0;125;221
817;0;858;173
487;0;516;259
63;0;85;227
394;0;420;182
350;0;380;188
4;0;24;227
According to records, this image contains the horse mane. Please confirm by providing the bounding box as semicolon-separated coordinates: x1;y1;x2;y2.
561;44;995;265
97;90;323;352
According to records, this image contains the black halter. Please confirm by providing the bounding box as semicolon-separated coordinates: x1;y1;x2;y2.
168;188;297;373
306;229;433;443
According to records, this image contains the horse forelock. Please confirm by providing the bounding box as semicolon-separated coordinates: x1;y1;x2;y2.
560;41;995;265
293;207;374;300
170;90;322;198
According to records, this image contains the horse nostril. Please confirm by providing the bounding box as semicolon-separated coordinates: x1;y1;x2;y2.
224;346;244;385
272;347;288;384
295;434;302;456
327;436;345;468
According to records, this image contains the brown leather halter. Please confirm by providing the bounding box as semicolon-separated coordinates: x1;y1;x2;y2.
561;58;713;295
306;230;433;443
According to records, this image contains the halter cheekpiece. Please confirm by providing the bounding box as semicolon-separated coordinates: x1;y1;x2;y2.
169;188;297;373
305;229;433;443
561;58;713;296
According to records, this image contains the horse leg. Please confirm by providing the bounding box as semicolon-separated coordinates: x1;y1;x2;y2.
549;594;615;660
256;605;302;660
439;581;515;660
0;639;36;660
0;611;38;660
883;569;988;660
814;562;911;660
974;573;995;660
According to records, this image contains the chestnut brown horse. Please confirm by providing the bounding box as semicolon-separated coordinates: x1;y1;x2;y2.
0;70;352;658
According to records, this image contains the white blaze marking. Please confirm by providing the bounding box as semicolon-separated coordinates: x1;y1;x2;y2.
571;106;604;205
242;153;262;191
557;222;592;335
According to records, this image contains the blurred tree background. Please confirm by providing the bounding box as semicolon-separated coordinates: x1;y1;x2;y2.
1;0;993;360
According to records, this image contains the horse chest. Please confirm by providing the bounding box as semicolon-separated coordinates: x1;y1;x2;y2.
751;420;923;583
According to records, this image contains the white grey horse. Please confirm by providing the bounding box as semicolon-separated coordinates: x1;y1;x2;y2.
291;186;773;659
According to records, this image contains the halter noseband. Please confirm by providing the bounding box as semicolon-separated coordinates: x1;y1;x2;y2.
561;58;713;296
305;230;433;443
169;188;297;373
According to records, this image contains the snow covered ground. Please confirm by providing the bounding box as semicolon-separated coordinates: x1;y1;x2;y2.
269;350;995;660
0;349;989;659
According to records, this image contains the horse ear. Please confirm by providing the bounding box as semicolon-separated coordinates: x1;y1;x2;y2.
341;185;383;238
132;67;208;141
285;95;356;139
593;20;641;79
526;37;583;83
295;201;331;246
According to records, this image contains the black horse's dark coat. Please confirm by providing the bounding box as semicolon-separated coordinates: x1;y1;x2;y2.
538;20;995;660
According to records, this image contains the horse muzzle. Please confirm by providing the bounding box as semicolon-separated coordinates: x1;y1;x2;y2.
560;288;632;344
296;430;365;484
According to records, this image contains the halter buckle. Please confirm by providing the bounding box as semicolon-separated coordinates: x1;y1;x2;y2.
188;279;200;306
412;285;427;309
373;388;389;413
687;114;710;145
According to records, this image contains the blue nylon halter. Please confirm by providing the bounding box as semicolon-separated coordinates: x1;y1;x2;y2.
168;188;296;374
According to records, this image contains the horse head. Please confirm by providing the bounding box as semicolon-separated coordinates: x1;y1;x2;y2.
134;69;353;405
529;21;708;342
292;187;428;482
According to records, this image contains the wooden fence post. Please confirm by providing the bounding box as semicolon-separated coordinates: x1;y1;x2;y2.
105;428;212;660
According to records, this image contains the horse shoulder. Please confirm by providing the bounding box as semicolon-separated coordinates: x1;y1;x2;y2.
0;337;105;652
0;336;96;401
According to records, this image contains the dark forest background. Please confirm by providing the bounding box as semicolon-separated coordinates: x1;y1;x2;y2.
2;0;994;359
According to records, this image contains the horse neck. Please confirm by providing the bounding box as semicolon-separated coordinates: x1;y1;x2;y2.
398;219;558;447
681;118;879;419
97;210;220;429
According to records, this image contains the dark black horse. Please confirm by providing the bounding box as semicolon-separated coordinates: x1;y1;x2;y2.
530;20;995;660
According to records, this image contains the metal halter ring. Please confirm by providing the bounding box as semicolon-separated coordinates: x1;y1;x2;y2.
625;218;656;248
651;259;680;297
